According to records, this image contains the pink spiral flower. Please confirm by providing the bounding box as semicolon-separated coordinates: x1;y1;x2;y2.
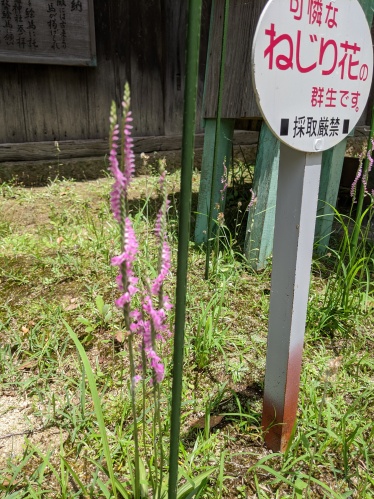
109;84;172;386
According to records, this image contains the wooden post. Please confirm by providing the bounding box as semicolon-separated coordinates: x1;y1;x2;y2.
314;0;374;253
315;138;348;253
244;122;279;270
262;144;322;452
198;0;373;265
194;118;235;244
246;128;346;265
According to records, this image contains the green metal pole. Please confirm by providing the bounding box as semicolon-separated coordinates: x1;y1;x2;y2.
168;1;202;497
204;0;230;279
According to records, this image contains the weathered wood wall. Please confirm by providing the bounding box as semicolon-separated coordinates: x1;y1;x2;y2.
1;0;372;186
0;0;212;145
204;0;267;119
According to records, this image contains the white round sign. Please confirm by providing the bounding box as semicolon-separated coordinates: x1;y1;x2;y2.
252;0;373;152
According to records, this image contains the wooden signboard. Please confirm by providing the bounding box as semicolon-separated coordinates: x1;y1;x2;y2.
0;0;96;66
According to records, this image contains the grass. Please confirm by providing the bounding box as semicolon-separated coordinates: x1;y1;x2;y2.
0;171;373;498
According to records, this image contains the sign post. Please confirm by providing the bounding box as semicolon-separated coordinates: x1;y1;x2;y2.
252;0;373;451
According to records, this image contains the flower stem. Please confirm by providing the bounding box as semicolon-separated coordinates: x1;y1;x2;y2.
128;333;140;498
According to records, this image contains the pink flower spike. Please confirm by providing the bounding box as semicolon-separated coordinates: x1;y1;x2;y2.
351;154;363;199
146;348;165;383
115;293;131;308
131;375;142;393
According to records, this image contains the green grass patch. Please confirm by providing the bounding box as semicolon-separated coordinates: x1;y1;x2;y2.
0;174;373;498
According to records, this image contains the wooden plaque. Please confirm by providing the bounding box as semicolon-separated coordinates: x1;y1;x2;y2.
0;0;96;66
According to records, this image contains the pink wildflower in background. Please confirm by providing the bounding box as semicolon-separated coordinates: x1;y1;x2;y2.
351;139;374;200
220;161;228;201
350;155;363;200
108;88;135;221
246;188;257;211
152;169;171;298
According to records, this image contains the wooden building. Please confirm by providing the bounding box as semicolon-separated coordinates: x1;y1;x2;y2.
0;0;214;184
0;0;372;185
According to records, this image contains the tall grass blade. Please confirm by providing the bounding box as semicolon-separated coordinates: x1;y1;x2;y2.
63;319;118;499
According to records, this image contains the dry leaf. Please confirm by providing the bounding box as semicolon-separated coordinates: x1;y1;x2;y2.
1;477;13;487
57;236;64;245
18;360;38;370
191;414;224;429
115;331;126;343
65;304;79;311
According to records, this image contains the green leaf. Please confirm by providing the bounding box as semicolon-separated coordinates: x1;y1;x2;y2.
27;487;40;499
176;468;214;499
255;465;294;487
294;477;308;498
61;457;89;496
63;319;118;499
95;295;105;314
300;433;310;450
298;473;348;498
77;317;91;326
87;457;131;499
96;477;111;499
139;457;149;498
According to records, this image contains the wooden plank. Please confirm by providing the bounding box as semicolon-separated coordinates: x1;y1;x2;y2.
0;1;206;144
363;2;374;126
314;0;374;252
84;0;118;139
0;140;106;162
163;0;187;135
130;0;164;136
196;0;213;131
244;122;279;270
0;131;258;162
20;64;58;142
203;0;267;118
22;64;91;142
315;139;348;253
0;0;96;66
0;64;27;143
194;118;235;244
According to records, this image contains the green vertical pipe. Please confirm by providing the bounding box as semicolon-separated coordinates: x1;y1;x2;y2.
168;1;202;497
205;0;230;279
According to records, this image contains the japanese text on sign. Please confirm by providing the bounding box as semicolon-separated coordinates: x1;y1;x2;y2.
252;0;373;152
262;0;370;114
0;0;95;66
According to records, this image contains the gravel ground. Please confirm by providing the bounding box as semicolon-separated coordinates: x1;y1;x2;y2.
0;391;67;469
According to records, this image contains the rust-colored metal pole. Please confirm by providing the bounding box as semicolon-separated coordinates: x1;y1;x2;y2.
262;144;322;452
